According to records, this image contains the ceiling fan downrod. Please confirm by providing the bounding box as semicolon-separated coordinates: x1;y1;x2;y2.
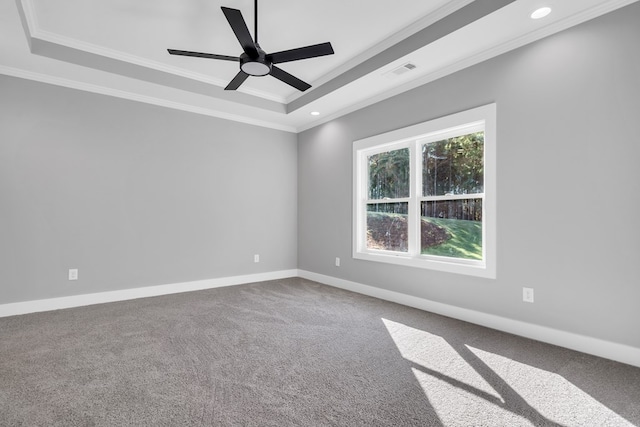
254;0;258;45
240;0;270;76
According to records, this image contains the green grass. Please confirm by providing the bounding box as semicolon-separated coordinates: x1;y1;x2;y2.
422;217;482;260
366;211;483;260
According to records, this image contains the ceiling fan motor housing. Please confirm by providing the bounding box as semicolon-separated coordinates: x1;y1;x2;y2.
240;47;271;76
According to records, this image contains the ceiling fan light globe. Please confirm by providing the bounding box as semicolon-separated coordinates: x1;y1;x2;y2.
241;61;271;76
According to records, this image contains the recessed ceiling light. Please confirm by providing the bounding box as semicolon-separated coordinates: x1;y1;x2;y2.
310;111;320;116
531;7;551;19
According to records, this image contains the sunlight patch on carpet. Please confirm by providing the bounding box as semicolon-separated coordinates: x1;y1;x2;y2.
467;346;636;427
382;318;500;398
381;318;524;424
410;367;532;426
382;317;636;426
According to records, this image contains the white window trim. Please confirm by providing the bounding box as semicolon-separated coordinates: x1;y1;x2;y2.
352;103;496;279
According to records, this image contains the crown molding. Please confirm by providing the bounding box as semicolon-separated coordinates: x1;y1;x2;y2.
13;0;638;134
18;0;289;104
0;65;296;133
29;29;289;105
285;0;475;105
18;0;475;109
297;0;639;132
16;0;38;32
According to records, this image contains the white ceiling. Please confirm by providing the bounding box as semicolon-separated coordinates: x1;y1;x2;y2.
1;0;637;132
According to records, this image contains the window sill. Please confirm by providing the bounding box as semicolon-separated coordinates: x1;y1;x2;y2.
353;250;496;279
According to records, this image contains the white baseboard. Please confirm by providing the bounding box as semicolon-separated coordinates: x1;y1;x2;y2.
0;270;298;318
298;270;640;368
3;268;638;368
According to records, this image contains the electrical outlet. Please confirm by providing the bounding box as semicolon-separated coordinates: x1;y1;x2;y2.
523;287;534;303
68;269;78;281
335;257;341;267
254;254;260;263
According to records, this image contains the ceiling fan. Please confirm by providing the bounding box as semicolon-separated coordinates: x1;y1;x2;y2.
168;0;334;92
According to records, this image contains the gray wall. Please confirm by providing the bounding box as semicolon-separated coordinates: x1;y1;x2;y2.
0;77;298;304
1;3;638;350
298;3;640;348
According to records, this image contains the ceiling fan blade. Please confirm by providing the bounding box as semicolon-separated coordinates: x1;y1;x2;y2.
270;66;311;92
268;42;334;64
225;71;250;90
221;7;258;58
167;49;239;62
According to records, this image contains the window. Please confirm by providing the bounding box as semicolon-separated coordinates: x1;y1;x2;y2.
353;104;496;278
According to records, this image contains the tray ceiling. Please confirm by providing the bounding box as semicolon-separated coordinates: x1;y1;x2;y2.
1;0;637;131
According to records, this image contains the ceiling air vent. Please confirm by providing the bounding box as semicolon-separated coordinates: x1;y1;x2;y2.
384;62;417;78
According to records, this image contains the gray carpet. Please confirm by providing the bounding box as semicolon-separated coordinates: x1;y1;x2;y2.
1;278;638;426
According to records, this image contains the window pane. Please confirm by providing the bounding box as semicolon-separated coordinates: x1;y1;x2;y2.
420;199;482;260
422;132;484;196
366;203;408;252
368;148;410;199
